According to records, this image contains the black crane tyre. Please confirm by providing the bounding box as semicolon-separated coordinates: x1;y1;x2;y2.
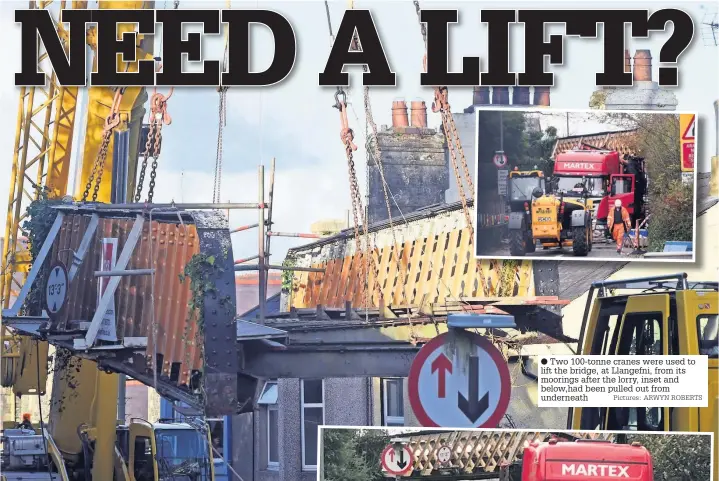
572;226;589;256
588;226;593;252
526;237;536;252
509;228;527;256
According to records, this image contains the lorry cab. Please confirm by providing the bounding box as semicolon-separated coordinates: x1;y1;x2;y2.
118;420;215;481
569;273;718;481
517;439;653;481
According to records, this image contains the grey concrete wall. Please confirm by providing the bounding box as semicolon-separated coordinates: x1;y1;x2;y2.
232;412;254;481
244;377;370;481
369;127;448;224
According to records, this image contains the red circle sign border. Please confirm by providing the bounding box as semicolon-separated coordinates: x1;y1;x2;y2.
493;154;507;167
436;445;451;465
381;445;414;476
408;331;511;428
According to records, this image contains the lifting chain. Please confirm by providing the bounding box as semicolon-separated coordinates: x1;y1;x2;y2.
213;86;228;204
83;87;125;202
334;90;383;308
363;87;410;311
413;0;487;295
135;89;173;203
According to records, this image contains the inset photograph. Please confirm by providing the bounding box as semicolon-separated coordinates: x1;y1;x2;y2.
318;427;714;480
473;108;697;262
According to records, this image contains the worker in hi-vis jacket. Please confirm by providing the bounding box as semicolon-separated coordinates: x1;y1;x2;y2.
607;199;632;254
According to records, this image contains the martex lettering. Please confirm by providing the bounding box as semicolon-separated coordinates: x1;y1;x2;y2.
558;162;600;171
561;463;630;477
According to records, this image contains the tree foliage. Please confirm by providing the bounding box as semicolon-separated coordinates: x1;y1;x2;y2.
322;429;387;481
591;112;691;251
627;434;711;481
522;125;558;177
476;111;558;181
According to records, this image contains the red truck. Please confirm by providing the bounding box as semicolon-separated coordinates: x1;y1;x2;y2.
552;149;647;235
501;438;654;481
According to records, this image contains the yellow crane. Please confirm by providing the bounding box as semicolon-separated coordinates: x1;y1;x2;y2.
0;2;216;480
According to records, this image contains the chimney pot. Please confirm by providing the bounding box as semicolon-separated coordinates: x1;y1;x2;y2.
391;99;409;128
513;86;530;105
625;50;631;73
410;99;428;128
492;87;510;105
533;87;551;106
633;50;652;82
473;86;490;105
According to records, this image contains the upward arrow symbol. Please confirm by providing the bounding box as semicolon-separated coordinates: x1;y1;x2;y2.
431;353;452;398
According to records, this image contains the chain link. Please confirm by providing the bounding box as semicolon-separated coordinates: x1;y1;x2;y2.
363;86;409;310
213;87;227;203
336;97;383;307
82;88;124;202
134;90;172;203
134;120;155;203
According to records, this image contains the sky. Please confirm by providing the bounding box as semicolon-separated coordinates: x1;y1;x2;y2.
0;0;717;265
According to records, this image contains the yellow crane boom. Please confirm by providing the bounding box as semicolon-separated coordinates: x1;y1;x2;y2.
1;2;162;480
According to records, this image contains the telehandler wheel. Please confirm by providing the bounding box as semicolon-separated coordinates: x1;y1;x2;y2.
526;239;536;253
572;225;589;256
588;227;593;252
509;228;527;256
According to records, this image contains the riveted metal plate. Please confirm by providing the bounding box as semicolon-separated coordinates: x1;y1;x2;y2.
193;210;239;416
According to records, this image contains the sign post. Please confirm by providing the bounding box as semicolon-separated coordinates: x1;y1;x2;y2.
408;330;511;428
381;444;414;477
497;169;509;196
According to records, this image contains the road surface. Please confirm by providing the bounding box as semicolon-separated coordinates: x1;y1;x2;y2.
479;238;645;260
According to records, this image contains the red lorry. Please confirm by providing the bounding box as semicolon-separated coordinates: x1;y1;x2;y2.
552;149;647;235
501;438;654;481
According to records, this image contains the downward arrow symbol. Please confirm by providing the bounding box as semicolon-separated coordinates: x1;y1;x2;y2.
396;448;407;469
457;355;490;423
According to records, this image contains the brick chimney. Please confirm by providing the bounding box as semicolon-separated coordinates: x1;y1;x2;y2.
410;99;427;128
533;87;551;106
600;49;677;110
391;99;409;129
513;86;531;105
633;50;652;82
369;103;447;223
473;86;490;105
492;87;510;105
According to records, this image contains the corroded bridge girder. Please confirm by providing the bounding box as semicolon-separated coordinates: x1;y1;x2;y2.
2;204;239;416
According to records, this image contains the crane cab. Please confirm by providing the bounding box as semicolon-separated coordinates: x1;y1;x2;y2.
118;420;215;481
568;273;718;481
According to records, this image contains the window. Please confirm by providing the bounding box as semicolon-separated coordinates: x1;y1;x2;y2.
300;379;324;470
608;312;665;431
382;378;405;426
207;419;224;457
257;380;279;469
612;176;633;195
698;314;718;357
133;436;153;481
